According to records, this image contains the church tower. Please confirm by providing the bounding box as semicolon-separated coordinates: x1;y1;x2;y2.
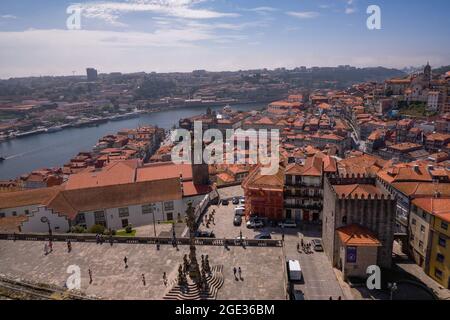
191;133;210;186
424;62;432;87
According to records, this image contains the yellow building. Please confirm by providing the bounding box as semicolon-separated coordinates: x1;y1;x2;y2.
412;198;450;289
429;212;450;289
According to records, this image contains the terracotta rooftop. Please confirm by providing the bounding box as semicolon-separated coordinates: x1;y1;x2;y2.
337;224;382;247
0;186;62;210
412;198;450;223
333;184;383;198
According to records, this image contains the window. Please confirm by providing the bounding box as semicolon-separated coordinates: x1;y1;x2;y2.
118;207;129;218
12;211;17;216
412;218;416;225
121;219;129;228
342;216;347;224
142;204;154;215
166;212;173;221
25;210;29;215
76;213;86;224
441;221;448;231
164;201;174;211
435;268;443;279
420;225;425;233
94;211;106;227
436;253;445;263
438;236;446;248
0;212;5;218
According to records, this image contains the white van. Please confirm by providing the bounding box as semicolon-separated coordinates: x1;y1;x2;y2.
287;259;302;281
234;207;245;216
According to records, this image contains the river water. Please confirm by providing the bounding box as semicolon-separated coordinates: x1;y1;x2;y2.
0;103;264;180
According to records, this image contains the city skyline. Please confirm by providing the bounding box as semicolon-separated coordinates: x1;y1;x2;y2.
0;0;449;78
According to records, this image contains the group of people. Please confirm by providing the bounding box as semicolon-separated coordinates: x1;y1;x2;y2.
43;240;53;255
233;267;243;281
203;210;215;228
297;239;313;254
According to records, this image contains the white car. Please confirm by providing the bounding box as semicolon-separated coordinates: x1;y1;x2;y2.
234;207;245;216
279;221;297;228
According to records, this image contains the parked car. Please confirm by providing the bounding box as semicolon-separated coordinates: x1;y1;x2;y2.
234;207;245;216
287;259;302;281
239;198;246;205
291;286;305;300
221;199;229;206
233;215;242;226
254;233;272;240
246;220;264;229
232;197;240;205
278;220;297;228
311;239;323;251
195;231;215;238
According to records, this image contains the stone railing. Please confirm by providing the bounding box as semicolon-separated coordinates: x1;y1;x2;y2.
0;233;282;247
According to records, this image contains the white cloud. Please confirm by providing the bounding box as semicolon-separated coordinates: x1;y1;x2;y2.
286;11;320;19
245;7;278;13
345;7;356;14
0;14;17;19
75;0;238;26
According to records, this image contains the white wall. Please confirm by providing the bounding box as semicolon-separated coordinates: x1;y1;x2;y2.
21;206;70;233
0;205;40;218
80;199;186;231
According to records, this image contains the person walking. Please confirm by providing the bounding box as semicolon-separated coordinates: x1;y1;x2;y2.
67;240;72;253
124;256;128;269
238;267;242;280
44;243;49;255
233;267;237;279
163;272;167;286
48;240;53;252
142;274;146;286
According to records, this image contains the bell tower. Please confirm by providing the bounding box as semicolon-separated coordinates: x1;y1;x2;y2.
191;132;209;186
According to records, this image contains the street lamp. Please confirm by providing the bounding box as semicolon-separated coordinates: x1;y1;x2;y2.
388;282;398;300
40;216;52;237
151;210;157;238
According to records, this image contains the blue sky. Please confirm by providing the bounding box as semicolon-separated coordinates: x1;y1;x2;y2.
0;0;449;78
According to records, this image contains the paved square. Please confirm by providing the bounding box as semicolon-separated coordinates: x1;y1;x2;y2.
0;240;286;300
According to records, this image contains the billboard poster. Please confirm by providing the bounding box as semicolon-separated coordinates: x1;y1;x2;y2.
347;246;357;263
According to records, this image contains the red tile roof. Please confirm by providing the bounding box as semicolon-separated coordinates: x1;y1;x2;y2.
337;224;381;247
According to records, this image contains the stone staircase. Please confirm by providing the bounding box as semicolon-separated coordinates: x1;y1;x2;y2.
163;265;224;300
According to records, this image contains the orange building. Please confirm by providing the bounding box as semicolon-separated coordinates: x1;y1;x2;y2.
242;162;285;221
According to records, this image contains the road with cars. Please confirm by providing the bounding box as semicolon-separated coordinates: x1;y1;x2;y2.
198;186;346;300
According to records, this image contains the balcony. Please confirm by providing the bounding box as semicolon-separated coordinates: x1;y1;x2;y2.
284;203;323;210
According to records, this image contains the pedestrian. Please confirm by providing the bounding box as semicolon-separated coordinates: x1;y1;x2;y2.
163;272;167;286
49;240;53;252
124;256;128;268
233;267;237;276
88;268;93;284
282;233;285;242
301;238;304;247
338;296;342;300
142;274;146;286
297;243;300;252
67;240;72;253
109;234;113;246
238;267;242;279
44;243;48;255
239;230;242;240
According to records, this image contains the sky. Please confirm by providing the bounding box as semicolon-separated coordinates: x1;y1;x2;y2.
0;0;449;78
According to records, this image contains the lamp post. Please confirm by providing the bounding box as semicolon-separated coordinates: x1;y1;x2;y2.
40;216;52;237
152;210;157;238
